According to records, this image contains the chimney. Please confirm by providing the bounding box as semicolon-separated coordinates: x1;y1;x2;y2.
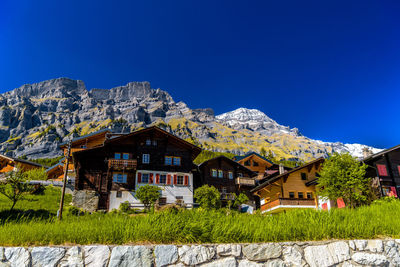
363;147;373;158
279;164;285;174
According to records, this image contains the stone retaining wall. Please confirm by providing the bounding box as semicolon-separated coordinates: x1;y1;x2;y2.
1;239;399;266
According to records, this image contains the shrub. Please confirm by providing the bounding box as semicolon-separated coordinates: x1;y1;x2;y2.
194;185;221;209
0;170;33;211
119;201;131;213
24;168;47;181
135;185;160;211
66;206;84;216
234;193;249;209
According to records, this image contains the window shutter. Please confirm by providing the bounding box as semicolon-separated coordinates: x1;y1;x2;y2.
149;173;154;184
167;174;171;185
156;174;160;184
173;174;177;184
398;165;400;176
184;175;189;185
137;172;142;183
377;164;388;176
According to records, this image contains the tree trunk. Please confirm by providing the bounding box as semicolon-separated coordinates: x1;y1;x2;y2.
10;200;16;211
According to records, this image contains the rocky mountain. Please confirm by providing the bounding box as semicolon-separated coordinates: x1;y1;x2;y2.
0;78;381;161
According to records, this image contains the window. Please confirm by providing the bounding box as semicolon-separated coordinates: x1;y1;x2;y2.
122;153;129;160
307;192;313;199
218;170;223;178
113;173;127;183
244;160;250;166
114;153;121;159
80;145;87;149
228;172;233;179
253;161;259;166
238;173;243;177
142;154;150;164
173;157;181;166
221;187;227;194
141;173;149;183
146;139;151;145
211;169;217;177
289;192;295;198
301;173;307;180
165;156;173;165
176;196;183;200
177;175;184;185
159;174;167;184
116;191;122;198
377;164;388;176
152;140;157;146
298;192;304;199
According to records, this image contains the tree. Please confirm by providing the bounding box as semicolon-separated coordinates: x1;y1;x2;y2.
234;193;249;209
194;185;221;209
24;168;47;181
260;147;267;158
0;170;33;211
317;153;370;208
135;185;161;211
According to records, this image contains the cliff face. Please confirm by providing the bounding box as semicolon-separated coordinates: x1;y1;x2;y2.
0;78;380;160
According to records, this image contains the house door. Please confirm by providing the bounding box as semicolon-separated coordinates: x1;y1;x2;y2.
98;192;109;210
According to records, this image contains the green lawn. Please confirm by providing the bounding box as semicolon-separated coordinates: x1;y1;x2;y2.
0;185;71;215
0;196;399;246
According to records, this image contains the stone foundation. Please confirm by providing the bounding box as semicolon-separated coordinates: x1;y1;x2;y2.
1;239;399;266
71;190;99;212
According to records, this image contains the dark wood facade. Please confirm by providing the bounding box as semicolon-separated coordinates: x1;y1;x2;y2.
363;145;400;198
198;156;257;201
73;126;201;210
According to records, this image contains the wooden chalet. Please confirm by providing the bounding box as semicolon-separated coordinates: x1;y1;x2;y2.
251;158;324;214
72;126;202;211
198;156;257;204
46;161;64;180
234;152;290;181
363;144;400;198
0;154;44;174
58;129;113;180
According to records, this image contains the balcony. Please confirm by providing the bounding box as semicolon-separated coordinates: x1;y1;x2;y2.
108;159;137;170
261;198;316;213
235;177;255;186
221;193;236;201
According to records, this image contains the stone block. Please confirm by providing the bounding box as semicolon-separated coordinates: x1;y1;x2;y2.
31;247;66;267
4;247;31;267
200;257;237;267
242;243;282;261
352;252;388;266
109;246;152;267
154;245;178;267
216;244;241;257
83;245;110;267
178;245;215;265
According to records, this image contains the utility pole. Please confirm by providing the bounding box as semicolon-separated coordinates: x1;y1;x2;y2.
58;140;71;221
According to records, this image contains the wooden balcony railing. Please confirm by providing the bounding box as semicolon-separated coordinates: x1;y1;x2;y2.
108;159;137;170
220;193;236;201
261;198;316;211
235;177;255;186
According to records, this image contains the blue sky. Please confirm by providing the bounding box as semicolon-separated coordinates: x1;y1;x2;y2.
0;0;399;148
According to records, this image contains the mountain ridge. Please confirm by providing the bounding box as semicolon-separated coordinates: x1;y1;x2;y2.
0;78;381;160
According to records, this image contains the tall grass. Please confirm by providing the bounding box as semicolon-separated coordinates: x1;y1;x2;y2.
0;201;399;246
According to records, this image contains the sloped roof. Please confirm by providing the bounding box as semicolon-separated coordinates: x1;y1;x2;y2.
59;128;111;148
363;144;400;163
198;155;258;177
0;154;45;168
233;152;274;165
251;157;324;193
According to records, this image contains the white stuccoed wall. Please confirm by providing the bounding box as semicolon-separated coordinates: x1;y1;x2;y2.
108;170;194;211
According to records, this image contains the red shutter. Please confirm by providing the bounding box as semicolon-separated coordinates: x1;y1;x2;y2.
398;165;400;176
173;174;177;185
156;174;160;184
184;175;189;186
137;172;142;183
149;173;154;184
377;164;388;176
167;174;171;185
337;198;346;209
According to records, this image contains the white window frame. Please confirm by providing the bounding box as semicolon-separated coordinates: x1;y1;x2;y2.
218;170;223;178
228;171;233;179
177;175;184;185
211;169;217;177
142;154;150;164
159;174;167;184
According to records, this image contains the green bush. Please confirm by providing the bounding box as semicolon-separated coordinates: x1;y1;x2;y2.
66;206;84;216
194;185;221;209
119;201;131;213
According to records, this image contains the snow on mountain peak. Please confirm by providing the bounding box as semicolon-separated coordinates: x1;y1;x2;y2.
216;107;274;123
